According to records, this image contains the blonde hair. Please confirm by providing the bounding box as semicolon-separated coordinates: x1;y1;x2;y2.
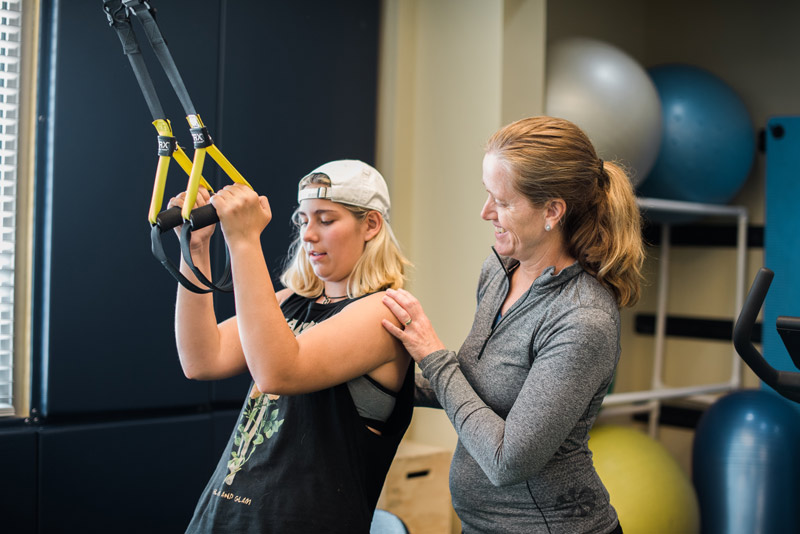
485;116;644;307
280;173;411;298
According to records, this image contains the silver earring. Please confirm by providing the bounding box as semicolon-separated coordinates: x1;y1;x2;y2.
545;223;551;232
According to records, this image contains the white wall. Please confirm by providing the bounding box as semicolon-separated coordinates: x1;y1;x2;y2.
378;0;547;452
377;2;547;530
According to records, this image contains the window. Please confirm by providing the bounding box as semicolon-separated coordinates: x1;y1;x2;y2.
0;0;23;417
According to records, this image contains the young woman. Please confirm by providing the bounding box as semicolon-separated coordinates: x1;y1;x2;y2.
382;117;644;533
171;160;413;533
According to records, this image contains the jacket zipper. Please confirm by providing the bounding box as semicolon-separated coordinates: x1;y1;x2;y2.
477;248;517;360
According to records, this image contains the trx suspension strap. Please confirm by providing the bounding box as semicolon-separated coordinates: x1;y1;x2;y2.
103;0;251;292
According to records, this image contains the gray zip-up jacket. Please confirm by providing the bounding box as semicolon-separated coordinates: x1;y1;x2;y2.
417;252;621;534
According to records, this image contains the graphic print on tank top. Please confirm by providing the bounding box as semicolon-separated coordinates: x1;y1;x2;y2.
223;317;316;486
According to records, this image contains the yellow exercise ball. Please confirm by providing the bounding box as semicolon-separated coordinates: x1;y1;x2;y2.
589;424;700;534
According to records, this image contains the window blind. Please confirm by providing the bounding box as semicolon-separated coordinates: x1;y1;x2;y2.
0;0;21;417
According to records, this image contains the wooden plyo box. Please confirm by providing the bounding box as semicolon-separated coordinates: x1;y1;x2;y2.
377;440;453;534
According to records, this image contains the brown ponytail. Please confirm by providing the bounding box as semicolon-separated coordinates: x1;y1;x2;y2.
485;116;644;307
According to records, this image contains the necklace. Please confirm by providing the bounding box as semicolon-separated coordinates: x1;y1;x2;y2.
321;288;347;304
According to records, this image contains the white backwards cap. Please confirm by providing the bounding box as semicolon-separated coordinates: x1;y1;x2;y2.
298;159;391;220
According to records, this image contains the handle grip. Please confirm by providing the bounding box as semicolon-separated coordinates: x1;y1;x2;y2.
154;204;219;233
154;206;183;233
188;204;219;230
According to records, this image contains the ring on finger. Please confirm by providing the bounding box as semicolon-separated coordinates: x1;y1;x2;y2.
404;318;412;326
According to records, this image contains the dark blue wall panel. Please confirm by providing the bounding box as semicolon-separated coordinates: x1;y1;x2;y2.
13;0;381;530
211;408;242;462
34;0;381;415
38;415;214;533
210;0;381;402
36;0;222;417
0;427;37;533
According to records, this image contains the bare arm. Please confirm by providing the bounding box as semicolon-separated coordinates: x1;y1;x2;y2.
214;184;409;394
174;246;248;381
171;188;250;381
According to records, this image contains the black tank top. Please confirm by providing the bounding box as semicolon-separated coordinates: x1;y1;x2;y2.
185;293;414;533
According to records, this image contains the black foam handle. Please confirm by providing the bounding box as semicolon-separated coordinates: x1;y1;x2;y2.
189;204;219;230
155;206;183;233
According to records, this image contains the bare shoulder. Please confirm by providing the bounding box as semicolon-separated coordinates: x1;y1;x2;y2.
347;292;410;390
340;291;402;327
291;290;408;385
275;288;294;306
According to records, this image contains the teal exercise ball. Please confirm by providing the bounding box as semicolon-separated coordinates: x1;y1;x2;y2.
693;389;800;534
638;64;756;209
545;37;662;185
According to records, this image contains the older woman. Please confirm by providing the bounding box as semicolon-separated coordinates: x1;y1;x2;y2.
383;117;643;534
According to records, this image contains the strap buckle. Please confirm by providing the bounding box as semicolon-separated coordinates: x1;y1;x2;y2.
103;0;129;28
299;187;332;201
122;0;154;15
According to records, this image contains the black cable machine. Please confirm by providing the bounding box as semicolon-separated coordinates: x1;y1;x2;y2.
733;267;800;403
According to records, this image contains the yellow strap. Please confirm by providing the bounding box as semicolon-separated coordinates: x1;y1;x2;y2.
206;144;252;188
173;145;213;192
148;155;171;224
153;118;174;137
182;147;207;220
181;114;253;220
148;119;213;224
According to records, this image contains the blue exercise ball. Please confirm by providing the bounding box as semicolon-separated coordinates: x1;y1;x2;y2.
693;389;800;534
638;64;756;212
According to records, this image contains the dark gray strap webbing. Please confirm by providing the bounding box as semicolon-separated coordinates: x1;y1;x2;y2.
151;221;213;294
180;222;233;293
123;0;197;116
103;0;164;121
